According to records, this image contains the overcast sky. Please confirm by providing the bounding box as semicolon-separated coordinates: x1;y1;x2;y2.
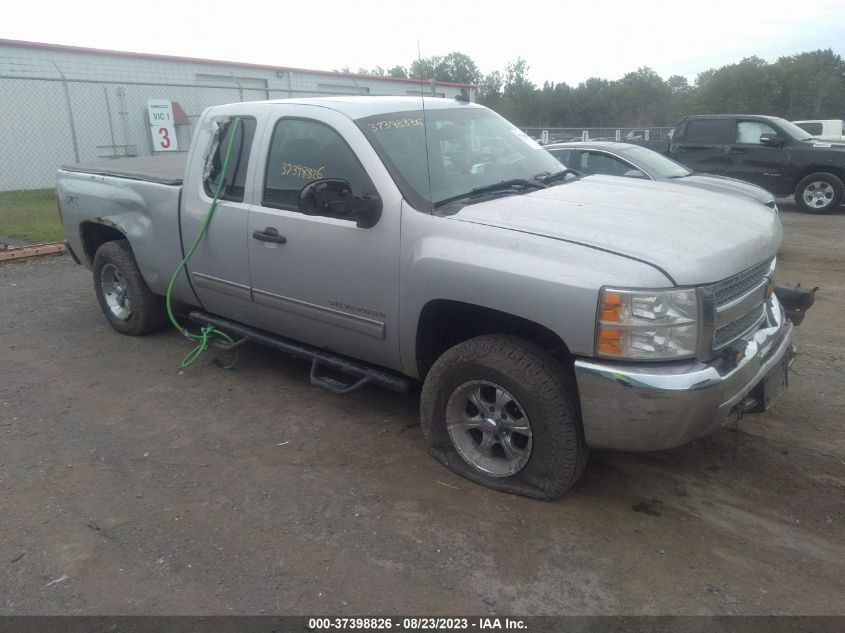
4;0;845;85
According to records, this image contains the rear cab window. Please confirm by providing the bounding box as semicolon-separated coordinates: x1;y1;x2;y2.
682;118;733;144
203;117;257;202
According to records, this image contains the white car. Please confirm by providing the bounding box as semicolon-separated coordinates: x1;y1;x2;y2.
792;119;845;141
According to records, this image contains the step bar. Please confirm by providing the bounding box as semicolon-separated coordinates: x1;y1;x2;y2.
189;311;411;395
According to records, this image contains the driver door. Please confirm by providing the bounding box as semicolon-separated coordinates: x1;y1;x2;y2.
727;119;788;191
246;105;402;370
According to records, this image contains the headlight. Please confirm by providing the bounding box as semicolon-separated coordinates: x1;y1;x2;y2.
596;288;698;360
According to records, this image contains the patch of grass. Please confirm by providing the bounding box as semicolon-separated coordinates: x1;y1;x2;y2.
0;189;63;244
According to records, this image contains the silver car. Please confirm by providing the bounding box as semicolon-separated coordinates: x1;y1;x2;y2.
546;141;777;208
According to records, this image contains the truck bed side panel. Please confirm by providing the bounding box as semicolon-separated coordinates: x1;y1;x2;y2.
61;153;187;186
57;170;196;304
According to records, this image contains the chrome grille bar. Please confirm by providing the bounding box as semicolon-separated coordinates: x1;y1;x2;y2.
713;258;774;306
697;257;776;359
713;304;766;349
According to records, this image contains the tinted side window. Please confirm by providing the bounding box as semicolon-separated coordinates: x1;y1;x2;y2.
579;151;631;176
203;117;257;202
796;122;823;136
548;148;573;166
263;118;370;209
683;119;732;144
736;120;777;144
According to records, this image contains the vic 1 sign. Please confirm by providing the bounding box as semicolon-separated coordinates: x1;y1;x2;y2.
147;100;179;152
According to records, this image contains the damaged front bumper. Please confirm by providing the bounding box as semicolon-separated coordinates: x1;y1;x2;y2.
573;294;796;451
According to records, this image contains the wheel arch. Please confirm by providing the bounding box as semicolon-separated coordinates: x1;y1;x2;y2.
79;220;129;266
792;165;845;192
414;299;573;380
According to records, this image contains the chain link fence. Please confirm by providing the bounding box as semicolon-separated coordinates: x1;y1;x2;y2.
521;126;675;144
0;70;673;193
0;75;384;192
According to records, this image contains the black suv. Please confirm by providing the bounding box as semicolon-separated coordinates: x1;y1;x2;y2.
668;114;845;213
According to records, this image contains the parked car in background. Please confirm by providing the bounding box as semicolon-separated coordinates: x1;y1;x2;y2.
668;114;845;213
792;119;845;141
546;141;777;208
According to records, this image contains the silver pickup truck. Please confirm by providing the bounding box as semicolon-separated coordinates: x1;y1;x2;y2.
57;96;798;499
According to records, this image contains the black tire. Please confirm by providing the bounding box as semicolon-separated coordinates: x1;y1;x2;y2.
92;240;167;336
794;172;844;214
420;334;589;500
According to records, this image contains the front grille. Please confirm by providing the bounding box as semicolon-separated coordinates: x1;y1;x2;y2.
703;257;776;356
713;303;766;349
713;258;774;306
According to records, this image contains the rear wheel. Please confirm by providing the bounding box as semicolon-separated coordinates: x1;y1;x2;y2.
420;334;589;500
93;240;167;335
795;172;844;214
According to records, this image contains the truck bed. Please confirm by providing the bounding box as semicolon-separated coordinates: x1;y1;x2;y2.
61;153;187;186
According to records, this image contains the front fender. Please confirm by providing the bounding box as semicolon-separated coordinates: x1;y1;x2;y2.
398;210;673;377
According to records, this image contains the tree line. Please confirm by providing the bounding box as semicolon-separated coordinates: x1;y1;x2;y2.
340;49;845;127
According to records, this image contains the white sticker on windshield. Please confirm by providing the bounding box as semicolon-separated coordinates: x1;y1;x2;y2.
511;129;543;150
813;143;832;148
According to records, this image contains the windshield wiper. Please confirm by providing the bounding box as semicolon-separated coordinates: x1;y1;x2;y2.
532;168;583;185
433;178;546;208
470;178;547;195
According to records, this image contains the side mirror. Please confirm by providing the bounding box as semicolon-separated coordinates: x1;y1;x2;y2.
759;133;783;147
623;169;648;179
299;179;382;228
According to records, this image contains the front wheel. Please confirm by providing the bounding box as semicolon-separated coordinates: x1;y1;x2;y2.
93;240;167;335
795;172;844;214
420;335;589;500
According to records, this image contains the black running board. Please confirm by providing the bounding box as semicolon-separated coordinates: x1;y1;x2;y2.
188;311;410;395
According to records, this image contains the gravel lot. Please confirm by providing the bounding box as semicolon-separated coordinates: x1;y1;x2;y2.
1;202;843;615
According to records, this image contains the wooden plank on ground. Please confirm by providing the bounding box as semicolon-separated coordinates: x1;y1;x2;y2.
0;242;65;263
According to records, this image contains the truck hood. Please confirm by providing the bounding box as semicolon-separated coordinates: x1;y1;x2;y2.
676;174;775;206
799;138;845;152
448;175;782;286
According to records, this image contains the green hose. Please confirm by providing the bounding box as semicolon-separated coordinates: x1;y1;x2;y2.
165;117;241;369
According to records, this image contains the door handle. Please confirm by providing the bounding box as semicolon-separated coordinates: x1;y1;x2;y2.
252;227;287;244
730;147;749;154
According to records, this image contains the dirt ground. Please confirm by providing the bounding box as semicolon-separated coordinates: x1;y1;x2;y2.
1;201;843;615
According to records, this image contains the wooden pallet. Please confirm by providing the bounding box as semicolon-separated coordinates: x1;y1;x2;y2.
0;241;66;263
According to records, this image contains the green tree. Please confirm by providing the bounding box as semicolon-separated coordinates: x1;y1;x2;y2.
356;66;387;76
338;48;845;128
691;56;779;114
667;75;690;94
440;52;481;84
478;71;504;106
773;49;845;118
409;56;445;81
409;52;480;84
617;67;672;126
502;57;536;125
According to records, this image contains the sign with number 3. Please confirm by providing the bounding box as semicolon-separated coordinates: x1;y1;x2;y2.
147;100;179;152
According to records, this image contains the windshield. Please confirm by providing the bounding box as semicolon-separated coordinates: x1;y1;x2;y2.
621;145;691;178
357;107;565;210
771;117;814;141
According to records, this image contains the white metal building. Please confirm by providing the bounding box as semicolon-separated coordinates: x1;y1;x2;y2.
0;39;476;191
